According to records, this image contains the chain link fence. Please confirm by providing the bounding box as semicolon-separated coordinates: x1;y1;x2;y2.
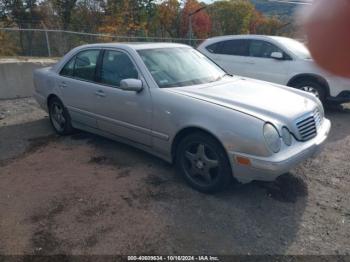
0;28;204;58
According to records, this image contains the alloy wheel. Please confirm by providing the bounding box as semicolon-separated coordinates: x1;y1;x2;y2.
300;86;320;98
182;142;220;187
50;102;66;132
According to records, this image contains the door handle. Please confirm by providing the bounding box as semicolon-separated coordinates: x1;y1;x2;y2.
95;90;106;97
59;82;67;88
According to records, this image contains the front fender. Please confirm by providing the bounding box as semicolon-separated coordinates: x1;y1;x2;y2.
151;89;270;161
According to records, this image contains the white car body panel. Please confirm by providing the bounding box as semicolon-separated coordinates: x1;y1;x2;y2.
198;35;350;102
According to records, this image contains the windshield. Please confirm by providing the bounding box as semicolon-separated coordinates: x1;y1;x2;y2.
138;47;226;88
276;37;311;59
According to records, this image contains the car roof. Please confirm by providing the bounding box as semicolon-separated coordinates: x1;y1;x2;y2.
53;42;193;73
77;42;191;50
200;35;292;45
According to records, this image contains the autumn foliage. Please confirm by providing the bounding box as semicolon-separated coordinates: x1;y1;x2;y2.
1;0;290;39
0;0;293;56
180;0;211;39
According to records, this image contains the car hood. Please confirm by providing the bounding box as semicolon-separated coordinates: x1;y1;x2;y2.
168;76;319;127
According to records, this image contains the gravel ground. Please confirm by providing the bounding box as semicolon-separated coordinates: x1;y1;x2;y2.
0;98;349;256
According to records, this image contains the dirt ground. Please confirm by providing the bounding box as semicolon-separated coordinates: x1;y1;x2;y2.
0;98;349;256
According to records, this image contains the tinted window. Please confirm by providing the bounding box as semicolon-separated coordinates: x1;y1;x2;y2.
74;50;100;81
100;50;138;87
206;43;219;53
60;57;75;77
215;40;249;56
274;37;310;59
249;40;283;58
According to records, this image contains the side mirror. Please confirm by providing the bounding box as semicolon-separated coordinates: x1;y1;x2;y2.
271;52;284;60
120;79;143;92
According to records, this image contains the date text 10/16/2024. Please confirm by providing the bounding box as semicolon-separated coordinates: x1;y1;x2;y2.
127;256;220;261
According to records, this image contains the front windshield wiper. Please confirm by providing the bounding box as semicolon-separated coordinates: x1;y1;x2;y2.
210;73;232;83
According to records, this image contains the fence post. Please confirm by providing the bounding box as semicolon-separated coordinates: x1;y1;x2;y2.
45;30;51;57
42;23;51;57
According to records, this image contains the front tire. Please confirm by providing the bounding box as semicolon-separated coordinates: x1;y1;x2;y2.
175;132;233;193
292;80;326;103
48;97;74;135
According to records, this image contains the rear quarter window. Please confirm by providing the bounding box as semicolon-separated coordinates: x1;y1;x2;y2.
205;42;220;53
60;57;75;77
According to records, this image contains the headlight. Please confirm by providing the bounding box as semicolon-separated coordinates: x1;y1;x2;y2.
281;127;292;146
263;123;281;153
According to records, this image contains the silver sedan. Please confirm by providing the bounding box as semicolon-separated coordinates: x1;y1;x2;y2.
33;43;331;193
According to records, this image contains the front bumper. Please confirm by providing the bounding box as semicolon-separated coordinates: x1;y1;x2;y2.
229;118;331;184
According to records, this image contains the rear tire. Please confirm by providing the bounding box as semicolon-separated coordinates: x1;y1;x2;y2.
48;97;74;135
175;132;233;193
292;79;326;103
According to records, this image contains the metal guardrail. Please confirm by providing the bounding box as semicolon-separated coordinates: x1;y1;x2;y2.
0;27;205;57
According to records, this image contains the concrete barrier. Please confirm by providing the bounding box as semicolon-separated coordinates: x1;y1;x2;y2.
0;58;57;99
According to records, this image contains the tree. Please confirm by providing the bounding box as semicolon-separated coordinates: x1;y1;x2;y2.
0;1;7;19
258;16;284;35
208;0;255;35
51;0;78;30
0;0;294;57
1;0;43;55
139;0;158;36
0;22;19;56
1;0;42;27
70;0;105;32
180;0;211;39
250;10;285;35
99;0;133;36
249;9;264;34
158;0;180;38
99;0;158;37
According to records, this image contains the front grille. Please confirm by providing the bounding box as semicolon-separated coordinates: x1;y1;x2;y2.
313;108;322;128
296;108;322;141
